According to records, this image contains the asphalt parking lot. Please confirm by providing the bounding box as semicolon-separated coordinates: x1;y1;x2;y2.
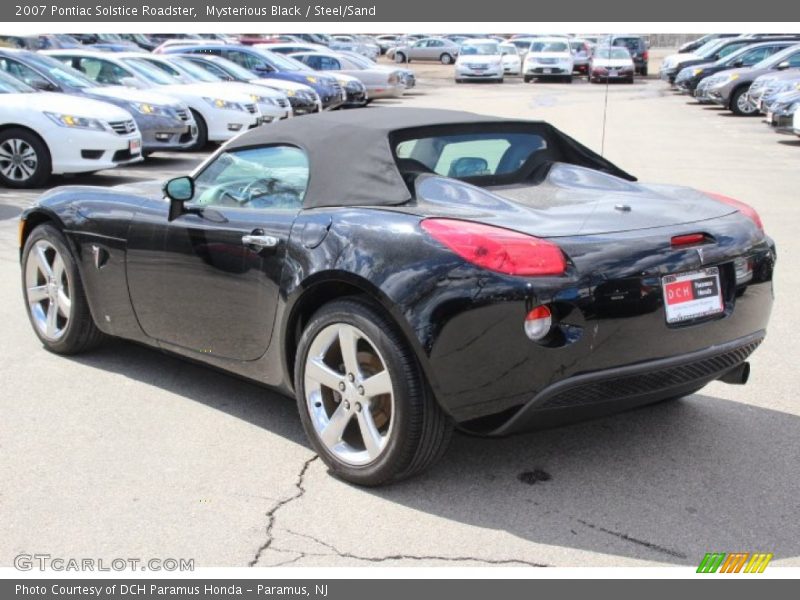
1;59;799;568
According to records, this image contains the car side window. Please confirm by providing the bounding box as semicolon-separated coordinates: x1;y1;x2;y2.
191;146;310;211
303;55;322;69
0;58;51;89
785;52;800;68
75;57;129;84
320;57;340;70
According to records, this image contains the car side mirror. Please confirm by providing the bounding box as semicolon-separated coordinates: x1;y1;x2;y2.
732;58;744;67
164;176;194;221
776;61;791;70
30;80;57;91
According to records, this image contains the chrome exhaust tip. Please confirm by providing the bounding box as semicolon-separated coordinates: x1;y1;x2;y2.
718;362;750;385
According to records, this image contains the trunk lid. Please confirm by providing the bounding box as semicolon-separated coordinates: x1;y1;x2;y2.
411;163;736;238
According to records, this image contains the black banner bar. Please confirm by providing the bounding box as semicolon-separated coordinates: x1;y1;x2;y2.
2;0;799;22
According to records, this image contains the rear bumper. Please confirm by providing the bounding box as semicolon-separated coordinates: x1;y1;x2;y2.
487;331;764;435
419;221;775;430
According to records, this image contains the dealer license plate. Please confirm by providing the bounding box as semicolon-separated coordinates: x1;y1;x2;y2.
662;267;724;324
609;70;619;77
129;138;141;155
543;68;552;74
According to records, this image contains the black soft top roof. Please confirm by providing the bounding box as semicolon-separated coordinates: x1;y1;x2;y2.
226;107;635;208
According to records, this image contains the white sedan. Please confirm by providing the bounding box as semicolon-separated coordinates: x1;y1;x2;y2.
0;71;141;188
523;37;575;83
454;39;505;83
500;43;522;76
43;50;261;150
131;54;292;121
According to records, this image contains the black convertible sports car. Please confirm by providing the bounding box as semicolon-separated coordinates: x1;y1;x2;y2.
19;108;775;486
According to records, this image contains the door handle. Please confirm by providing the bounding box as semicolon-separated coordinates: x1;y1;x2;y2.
241;234;279;249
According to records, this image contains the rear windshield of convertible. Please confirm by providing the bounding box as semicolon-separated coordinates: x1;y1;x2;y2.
393;129;548;181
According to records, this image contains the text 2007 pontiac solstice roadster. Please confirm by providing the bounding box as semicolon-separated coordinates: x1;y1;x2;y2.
19;109;775;485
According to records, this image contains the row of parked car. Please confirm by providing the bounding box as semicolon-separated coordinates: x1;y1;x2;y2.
660;33;800;138
373;33;649;84
0;33;418;188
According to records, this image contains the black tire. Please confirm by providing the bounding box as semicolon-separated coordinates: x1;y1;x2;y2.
187;109;208;151
641;66;648;77
395;52;407;63
730;86;757;116
21;224;105;354
523;75;532;83
565;75;573;83
0;127;51;188
294;298;453;486
440;53;453;65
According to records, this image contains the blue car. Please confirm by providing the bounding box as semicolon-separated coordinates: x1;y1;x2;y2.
163;44;346;110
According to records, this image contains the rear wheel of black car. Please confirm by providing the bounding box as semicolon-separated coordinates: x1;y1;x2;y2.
21;224;105;355
0;128;51;189
187;109;208;151
295;298;453;486
730;86;757;116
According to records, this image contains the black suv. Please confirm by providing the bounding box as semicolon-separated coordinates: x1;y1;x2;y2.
608;35;649;75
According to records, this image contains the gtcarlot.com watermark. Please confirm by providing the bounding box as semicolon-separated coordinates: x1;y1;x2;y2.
14;553;194;572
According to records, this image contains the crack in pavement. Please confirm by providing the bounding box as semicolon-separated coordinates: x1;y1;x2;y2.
576;519;687;559
248;454;319;567
277;529;550;567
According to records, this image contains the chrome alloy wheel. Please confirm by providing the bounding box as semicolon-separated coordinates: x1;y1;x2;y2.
304;323;395;466
737;92;756;115
25;240;72;341
0;138;38;183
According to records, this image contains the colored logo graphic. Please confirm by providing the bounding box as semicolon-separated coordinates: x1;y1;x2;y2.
697;552;773;573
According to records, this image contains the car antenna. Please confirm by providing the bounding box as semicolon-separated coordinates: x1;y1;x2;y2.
600;65;610;156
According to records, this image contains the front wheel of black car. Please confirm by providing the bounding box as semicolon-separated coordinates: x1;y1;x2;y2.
295;298;453;486
21;224;105;354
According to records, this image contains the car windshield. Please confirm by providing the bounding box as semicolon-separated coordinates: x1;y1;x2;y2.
0;70;34;93
752;46;800;70
612;37;642;51
395;131;548;179
530;41;568;53
696;38;729;57
595;47;631;60
120;58;178;84
25;53;97;88
193;56;254;80
500;44;517;54
257;49;306;71
342;53;374;68
460;43;499;55
168;57;221;82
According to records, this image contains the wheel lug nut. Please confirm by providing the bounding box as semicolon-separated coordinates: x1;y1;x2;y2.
355;402;362;412
344;401;350;410
348;373;355;382
338;382;346;391
357;386;365;396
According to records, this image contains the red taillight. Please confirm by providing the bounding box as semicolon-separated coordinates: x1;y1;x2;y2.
705;192;764;231
671;233;707;247
420;218;567;276
642;50;649;61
